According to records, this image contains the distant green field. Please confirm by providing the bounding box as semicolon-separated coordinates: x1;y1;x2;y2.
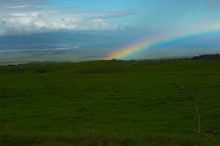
0;60;219;146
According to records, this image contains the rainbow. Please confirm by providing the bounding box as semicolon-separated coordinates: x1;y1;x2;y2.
103;21;220;60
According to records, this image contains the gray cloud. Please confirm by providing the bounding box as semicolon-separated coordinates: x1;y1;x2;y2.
208;0;220;8
0;0;45;4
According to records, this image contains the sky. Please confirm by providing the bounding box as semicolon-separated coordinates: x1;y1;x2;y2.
0;0;220;63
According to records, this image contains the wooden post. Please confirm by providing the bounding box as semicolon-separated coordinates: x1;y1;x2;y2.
173;83;201;135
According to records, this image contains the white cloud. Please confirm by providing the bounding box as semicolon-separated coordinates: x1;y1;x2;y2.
0;10;123;35
0;1;134;35
7;5;29;9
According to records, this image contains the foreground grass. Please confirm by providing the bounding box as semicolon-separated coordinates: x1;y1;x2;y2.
0;60;219;145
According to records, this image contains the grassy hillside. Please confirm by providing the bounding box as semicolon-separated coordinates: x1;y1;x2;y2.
0;60;219;146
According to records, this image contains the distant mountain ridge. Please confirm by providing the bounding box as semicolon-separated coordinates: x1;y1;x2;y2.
192;54;220;60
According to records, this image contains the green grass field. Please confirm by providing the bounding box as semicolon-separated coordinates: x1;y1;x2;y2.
0;60;219;146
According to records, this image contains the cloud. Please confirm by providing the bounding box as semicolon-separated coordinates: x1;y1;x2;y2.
0;0;133;36
208;0;220;8
208;0;216;5
0;10;125;35
7;5;29;9
0;0;45;5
